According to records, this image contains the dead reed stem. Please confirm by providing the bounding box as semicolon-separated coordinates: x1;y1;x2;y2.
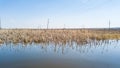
0;29;120;44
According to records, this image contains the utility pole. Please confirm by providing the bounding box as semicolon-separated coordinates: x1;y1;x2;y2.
47;18;49;29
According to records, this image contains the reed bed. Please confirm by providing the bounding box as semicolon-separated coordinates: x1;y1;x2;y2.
0;29;120;44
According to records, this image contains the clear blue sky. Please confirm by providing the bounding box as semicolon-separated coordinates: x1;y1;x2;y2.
0;0;120;28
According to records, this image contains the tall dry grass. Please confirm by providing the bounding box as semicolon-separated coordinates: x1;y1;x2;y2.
0;29;120;44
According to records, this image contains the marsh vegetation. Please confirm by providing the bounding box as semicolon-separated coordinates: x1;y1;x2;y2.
0;29;120;68
0;29;120;44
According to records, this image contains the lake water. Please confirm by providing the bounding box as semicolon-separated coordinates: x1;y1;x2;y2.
0;40;120;68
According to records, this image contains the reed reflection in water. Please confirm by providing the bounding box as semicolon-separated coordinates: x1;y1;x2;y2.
0;40;120;68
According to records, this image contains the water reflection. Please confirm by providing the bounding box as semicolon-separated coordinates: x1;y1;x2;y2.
0;40;120;68
0;40;119;56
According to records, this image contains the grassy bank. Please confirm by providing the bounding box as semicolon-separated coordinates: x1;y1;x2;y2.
0;29;120;44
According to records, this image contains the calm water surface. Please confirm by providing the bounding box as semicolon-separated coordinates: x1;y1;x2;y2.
0;40;120;68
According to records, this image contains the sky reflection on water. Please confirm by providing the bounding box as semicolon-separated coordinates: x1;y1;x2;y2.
0;40;120;68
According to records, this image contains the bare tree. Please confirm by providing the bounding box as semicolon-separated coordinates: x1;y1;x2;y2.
47;18;49;29
64;24;66;29
109;20;111;32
